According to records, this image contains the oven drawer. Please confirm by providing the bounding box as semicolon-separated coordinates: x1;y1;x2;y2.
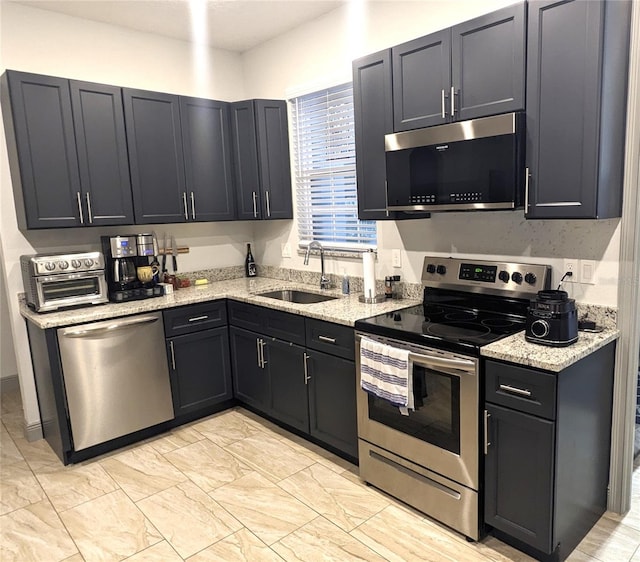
306;319;354;360
485;360;556;420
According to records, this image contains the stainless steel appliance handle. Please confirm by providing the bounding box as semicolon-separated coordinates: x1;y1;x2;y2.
451;86;456;117
524;167;531;216
188;315;209;322
499;384;532;397
303;352;310;384
252;191;258;218
318;335;336;344
441;89;446;119
76;192;84;224
62;315;159;337
190;192;196;220
85;192;93;224
484;410;491;455
265;191;271;217
408;352;475;372
182;192;188;220
169;340;176;370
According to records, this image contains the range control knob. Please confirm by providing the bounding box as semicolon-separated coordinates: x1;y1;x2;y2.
436;265;447;275
71;259;82;269
44;262;56;271
84;258;94;267
511;271;523;284
530;319;550;338
58;261;69;270
524;272;537;285
426;264;436;274
393;312;402;322
498;270;510;283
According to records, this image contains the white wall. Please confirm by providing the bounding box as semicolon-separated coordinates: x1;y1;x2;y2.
242;0;622;306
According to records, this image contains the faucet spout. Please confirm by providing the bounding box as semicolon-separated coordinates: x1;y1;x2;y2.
304;241;331;289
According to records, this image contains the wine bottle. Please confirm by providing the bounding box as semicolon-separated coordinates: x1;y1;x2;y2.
245;243;257;277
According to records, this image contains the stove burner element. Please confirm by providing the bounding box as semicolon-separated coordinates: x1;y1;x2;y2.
423;305;445;316
481;318;517;329
426;322;492;341
445;310;478;321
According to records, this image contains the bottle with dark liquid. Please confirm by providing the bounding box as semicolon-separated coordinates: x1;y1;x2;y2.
245;243;257;277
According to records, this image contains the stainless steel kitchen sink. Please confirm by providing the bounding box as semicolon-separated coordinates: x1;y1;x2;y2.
258;289;339;304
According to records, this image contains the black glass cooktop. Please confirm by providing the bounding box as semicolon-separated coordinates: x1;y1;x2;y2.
355;289;529;354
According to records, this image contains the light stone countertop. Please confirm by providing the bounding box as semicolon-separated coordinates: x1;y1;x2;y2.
481;328;619;372
20;276;420;330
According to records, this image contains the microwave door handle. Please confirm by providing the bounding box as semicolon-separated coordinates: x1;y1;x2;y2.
408;352;475;373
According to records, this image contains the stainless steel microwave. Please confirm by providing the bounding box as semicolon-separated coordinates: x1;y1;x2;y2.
385;112;525;212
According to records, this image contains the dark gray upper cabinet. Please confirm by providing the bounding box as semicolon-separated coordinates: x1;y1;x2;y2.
525;0;630;219
70;80;134;226
392;3;526;131
179;96;236;222
123;88;188;224
352;50;430;221
230;99;293;220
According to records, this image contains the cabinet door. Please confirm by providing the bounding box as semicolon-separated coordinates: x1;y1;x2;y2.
229;326;269;412
307;351;357;459
168;327;232;417
267;338;308;433
392;30;451;131
180;96;236;222
230;101;262;220
254;100;293;220
70;81;134;226
525;0;604;219
3;71;82;228
451;2;526;121
484;403;555;554
123;88;187;224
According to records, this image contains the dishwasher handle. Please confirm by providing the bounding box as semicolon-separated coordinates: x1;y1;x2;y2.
61;315;159;337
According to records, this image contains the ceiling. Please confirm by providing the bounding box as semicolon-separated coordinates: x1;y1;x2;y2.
8;0;347;52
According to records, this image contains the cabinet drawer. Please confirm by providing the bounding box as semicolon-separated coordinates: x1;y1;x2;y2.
305;319;355;360
227;300;305;345
163;301;227;337
485;360;556;420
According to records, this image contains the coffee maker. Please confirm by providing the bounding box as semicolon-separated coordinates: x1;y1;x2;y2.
101;235;162;302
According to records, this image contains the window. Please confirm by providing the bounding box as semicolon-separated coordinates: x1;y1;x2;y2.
290;83;376;251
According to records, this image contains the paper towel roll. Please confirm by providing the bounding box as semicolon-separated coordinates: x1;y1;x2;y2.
362;250;376;298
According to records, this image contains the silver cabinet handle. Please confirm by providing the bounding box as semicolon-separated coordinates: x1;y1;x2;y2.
188;315;208;322
524;167;531;216
85;192;93;224
484;410;491;455
190;192;196;220
451;86;456;117
256;338;262;367
265;191;271;217
76;192;84;224
182;192;188;220
259;339;267;368
441;89;446;119
303;352;310;384
252;191;258;218
499;384;532;397
384;180;390;217
318;335;336;344
169;340;176;370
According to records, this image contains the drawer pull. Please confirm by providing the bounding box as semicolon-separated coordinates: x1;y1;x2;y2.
188;315;209;322
499;384;532;398
318;335;336;344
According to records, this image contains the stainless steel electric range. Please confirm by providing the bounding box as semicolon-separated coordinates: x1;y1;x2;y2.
354;256;551;541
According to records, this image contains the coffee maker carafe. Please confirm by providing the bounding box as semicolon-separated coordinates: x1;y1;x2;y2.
102;235;139;297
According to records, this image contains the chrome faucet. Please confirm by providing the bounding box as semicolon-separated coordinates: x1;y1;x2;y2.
304;241;331;289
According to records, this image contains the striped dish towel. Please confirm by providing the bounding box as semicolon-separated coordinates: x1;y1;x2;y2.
360;337;413;415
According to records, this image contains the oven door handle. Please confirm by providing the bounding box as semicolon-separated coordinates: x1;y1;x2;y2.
408;352;475;373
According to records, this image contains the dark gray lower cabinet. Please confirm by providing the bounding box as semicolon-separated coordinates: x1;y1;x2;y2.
484;342;615;561
229;326;269;411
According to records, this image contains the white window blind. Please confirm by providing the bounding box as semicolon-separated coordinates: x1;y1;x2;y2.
290;83;376;251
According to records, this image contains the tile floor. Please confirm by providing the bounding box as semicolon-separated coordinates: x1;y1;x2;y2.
1;385;639;561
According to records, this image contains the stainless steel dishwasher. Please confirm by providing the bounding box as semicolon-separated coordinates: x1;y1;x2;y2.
57;312;174;451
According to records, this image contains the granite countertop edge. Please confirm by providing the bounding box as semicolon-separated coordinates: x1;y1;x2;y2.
480;329;619;372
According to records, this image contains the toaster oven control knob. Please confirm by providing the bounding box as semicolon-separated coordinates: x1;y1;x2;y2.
59;261;69;270
511;271;523;284
84;259;94;267
524;272;537;285
426;264;436;274
71;259;82;269
498;270;510;283
436;265;447;275
44;262;56;271
531;319;550;338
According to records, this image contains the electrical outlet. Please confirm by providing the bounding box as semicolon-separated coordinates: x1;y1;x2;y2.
563;259;579;283
580;259;596;284
281;243;292;258
392;249;402;268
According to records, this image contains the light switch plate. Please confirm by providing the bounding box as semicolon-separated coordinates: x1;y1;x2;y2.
281;243;292;258
580;260;596;284
392;249;402;268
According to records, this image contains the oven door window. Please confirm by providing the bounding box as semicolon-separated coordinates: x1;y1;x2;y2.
367;364;461;454
40;278;101;301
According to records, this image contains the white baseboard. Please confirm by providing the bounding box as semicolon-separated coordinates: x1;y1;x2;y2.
0;373;19;393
